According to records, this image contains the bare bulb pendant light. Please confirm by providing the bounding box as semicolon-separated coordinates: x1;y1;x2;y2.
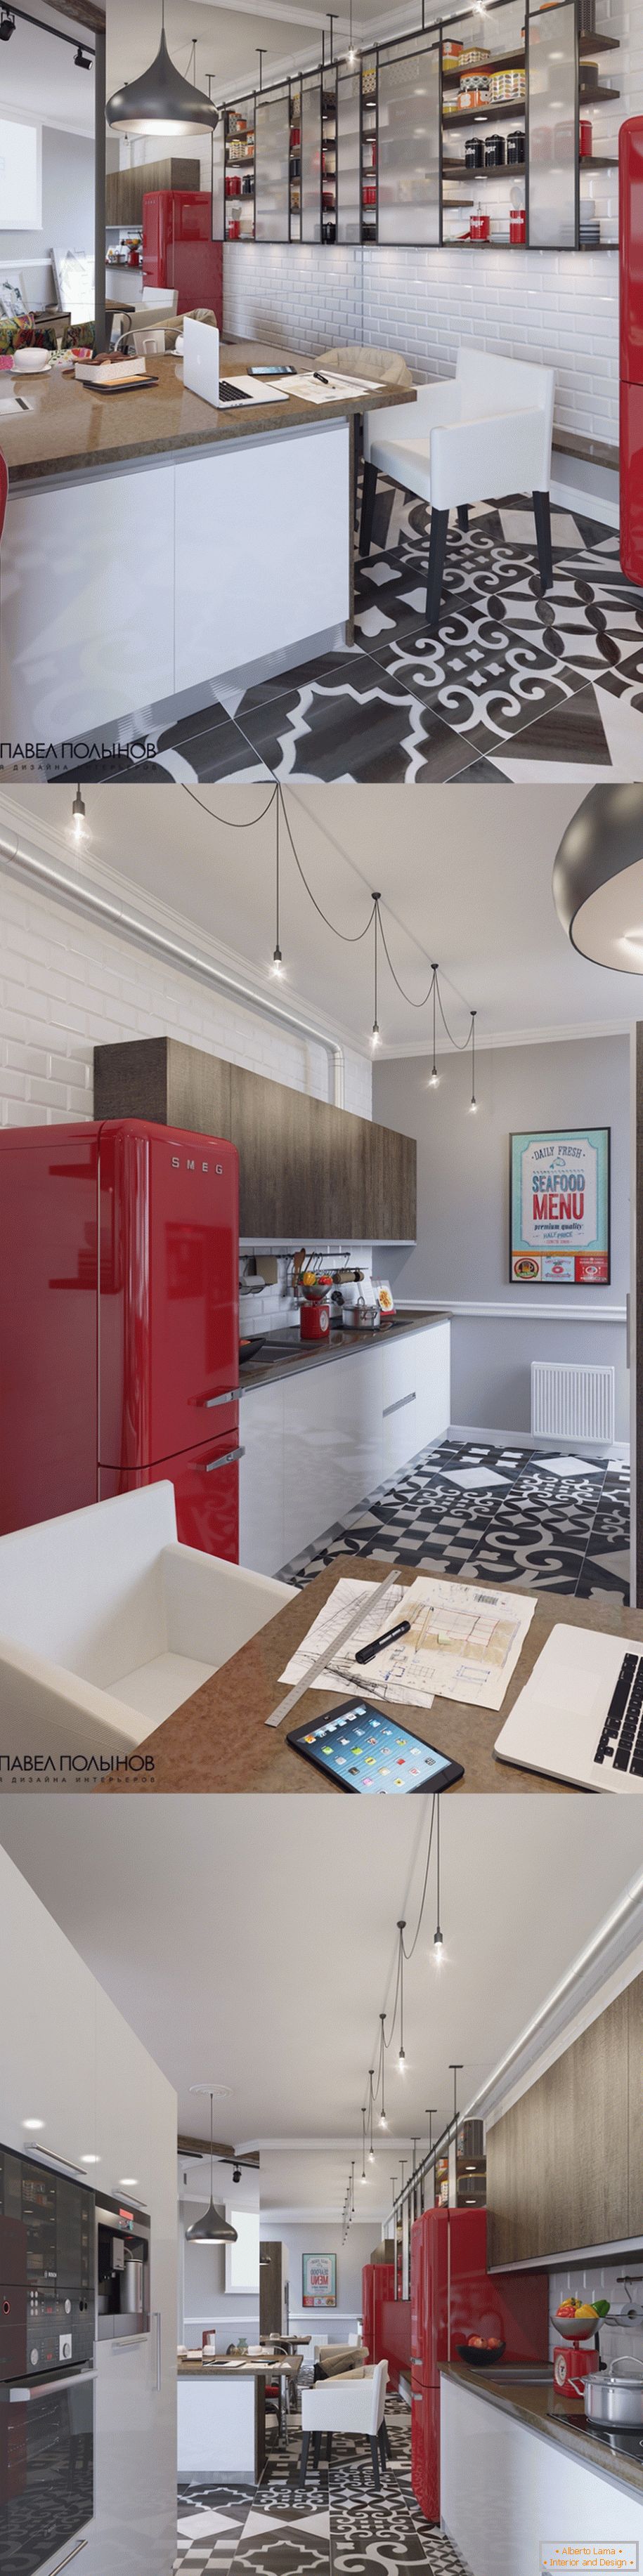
107;0;219;135
371;896;381;1050
429;967;439;1087
185;2091;238;2244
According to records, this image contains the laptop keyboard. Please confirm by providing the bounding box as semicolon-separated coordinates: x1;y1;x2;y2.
219;379;251;404
595;1652;643;1776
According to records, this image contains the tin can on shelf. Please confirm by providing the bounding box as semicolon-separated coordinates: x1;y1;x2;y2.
507;127;526;164
509;207;526;242
469;207;490;240
485;133;505;166
465;136;484;168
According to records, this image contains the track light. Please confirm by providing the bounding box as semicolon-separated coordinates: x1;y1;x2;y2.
74;44;92;67
0;10;15;39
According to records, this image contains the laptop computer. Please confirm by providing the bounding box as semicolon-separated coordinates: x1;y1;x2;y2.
494;1623;643;1793
182;316;284;411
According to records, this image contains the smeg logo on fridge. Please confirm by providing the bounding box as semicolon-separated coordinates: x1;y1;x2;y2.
171;1156;224;1175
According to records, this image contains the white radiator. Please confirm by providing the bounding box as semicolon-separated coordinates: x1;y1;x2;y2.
531;1361;616;1447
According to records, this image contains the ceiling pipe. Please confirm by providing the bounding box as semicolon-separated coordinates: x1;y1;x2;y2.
0;821;346;1108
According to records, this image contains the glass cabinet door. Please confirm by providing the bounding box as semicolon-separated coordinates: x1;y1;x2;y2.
528;0;577;247
378;37;440;244
255;90;290;239
337;67;361;243
301;77;322;240
212;122;225;242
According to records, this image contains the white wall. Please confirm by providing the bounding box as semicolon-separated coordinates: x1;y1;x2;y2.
373;1033;630;1441
0;865;372;1131
260;2222;375;2342
0;123;94;299
180;2213;260;2346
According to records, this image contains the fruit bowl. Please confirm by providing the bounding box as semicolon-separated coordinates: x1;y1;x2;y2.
551;2313;599;2343
457;2339;505;2369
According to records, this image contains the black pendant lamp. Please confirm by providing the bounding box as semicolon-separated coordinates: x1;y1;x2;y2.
107;2;219;136
185;2091;238;2244
553;785;643;974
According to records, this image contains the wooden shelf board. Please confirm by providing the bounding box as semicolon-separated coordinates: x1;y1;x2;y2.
443;99;524;123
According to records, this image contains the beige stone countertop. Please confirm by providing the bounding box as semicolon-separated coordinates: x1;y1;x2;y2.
177;2356;299;2379
238;1309;450;1390
1;346;416;487
441;2364;643;2499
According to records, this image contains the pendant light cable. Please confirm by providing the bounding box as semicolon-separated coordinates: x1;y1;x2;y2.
280;791;377;943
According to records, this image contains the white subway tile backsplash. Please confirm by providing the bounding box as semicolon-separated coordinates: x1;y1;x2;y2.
0;877;372;1129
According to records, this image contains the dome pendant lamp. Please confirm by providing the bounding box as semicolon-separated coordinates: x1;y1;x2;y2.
185;2091;238;2244
106;1;219;136
552;785;643;974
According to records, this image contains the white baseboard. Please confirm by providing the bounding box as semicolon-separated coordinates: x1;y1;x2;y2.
449;1421;630;1463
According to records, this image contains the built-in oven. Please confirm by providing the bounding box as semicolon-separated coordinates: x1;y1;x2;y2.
0;2142;96;2576
96;2193;151;2339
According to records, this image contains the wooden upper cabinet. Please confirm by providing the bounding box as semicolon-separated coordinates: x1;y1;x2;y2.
628;1971;643;2237
105;158;201;228
93;1037;417;1242
487;1985;631;2268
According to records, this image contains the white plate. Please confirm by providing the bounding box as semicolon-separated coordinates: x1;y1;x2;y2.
8;359;52;377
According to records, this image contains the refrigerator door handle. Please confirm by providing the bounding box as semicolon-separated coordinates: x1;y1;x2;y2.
204;1388;243;1408
198;1446;245;1472
152;2310;161;2393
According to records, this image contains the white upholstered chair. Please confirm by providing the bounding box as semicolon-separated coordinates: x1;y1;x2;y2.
300;2359;389;2489
360;347;556;628
0;1482;296;1772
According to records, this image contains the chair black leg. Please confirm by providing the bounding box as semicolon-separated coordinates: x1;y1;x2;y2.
299;2433;310;2483
425;506;449;629
369;2436;381;2493
359;460;378;557
313;2432;322;2470
326;2433;332;2464
378;2426;387;2469
533;489;553;591
381;2419;391;2459
457;504;469;532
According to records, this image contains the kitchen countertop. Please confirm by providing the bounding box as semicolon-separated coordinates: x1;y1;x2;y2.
96;1563;643;1796
2;346;416;487
239;1309;448;1390
178;2357;300;2379
441;2365;643;2500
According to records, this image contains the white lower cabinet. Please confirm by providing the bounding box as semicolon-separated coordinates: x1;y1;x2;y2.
440;2369;643;2576
239;1379;285;1576
93;2060;176;2576
238;1325;450;1576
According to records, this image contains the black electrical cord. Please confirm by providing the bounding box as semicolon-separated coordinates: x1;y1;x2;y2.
182;784;278;828
280;792;377;945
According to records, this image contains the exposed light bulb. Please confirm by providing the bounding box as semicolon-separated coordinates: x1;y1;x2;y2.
71;785;89;844
469;1096;478;1115
271;945;284;978
398;2048;406;2072
429;1066;439;1089
368;2145;375;2163
379;2109;387;2129
433;1926;444;1966
361;2167;367;2183
348;41;356;63
371;1021;381;1050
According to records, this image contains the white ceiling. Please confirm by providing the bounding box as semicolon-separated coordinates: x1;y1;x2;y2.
6;782;643;1060
105;0;421;104
2;1800;642;2219
0;6;95;135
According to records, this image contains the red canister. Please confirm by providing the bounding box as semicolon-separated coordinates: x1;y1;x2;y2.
300;1296;331;1341
509;207;526;242
469;208;490;240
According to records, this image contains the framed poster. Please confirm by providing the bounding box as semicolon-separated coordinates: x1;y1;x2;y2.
302;2253;337;2308
509;1128;610;1286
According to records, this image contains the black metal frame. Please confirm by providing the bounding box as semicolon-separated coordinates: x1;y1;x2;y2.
214;0;618;253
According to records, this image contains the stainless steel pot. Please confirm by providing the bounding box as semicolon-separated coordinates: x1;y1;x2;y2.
122;2258;145;2315
584;2358;643;2431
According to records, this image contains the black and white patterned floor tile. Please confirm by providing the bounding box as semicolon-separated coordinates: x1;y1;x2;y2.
173;2403;466;2576
278;1437;630;1604
66;484;641;787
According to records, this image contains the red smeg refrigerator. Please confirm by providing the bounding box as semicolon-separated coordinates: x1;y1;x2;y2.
410;2209;548;2523
620;117;643;580
142;190;223;318
362;2262;394;2369
0;1118;240;1559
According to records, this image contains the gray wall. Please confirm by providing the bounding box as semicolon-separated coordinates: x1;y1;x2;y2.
260;2223;375;2341
0;124;94;268
373;1035;630;1442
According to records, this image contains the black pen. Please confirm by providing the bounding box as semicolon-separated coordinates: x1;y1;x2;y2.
355;1619;411;1666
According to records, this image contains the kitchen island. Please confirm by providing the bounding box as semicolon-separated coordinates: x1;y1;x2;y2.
0;346;415;754
440;2365;643;2572
177;2353;301;2481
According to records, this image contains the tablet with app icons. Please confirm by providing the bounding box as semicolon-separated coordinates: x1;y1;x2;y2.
287;1701;465;1793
